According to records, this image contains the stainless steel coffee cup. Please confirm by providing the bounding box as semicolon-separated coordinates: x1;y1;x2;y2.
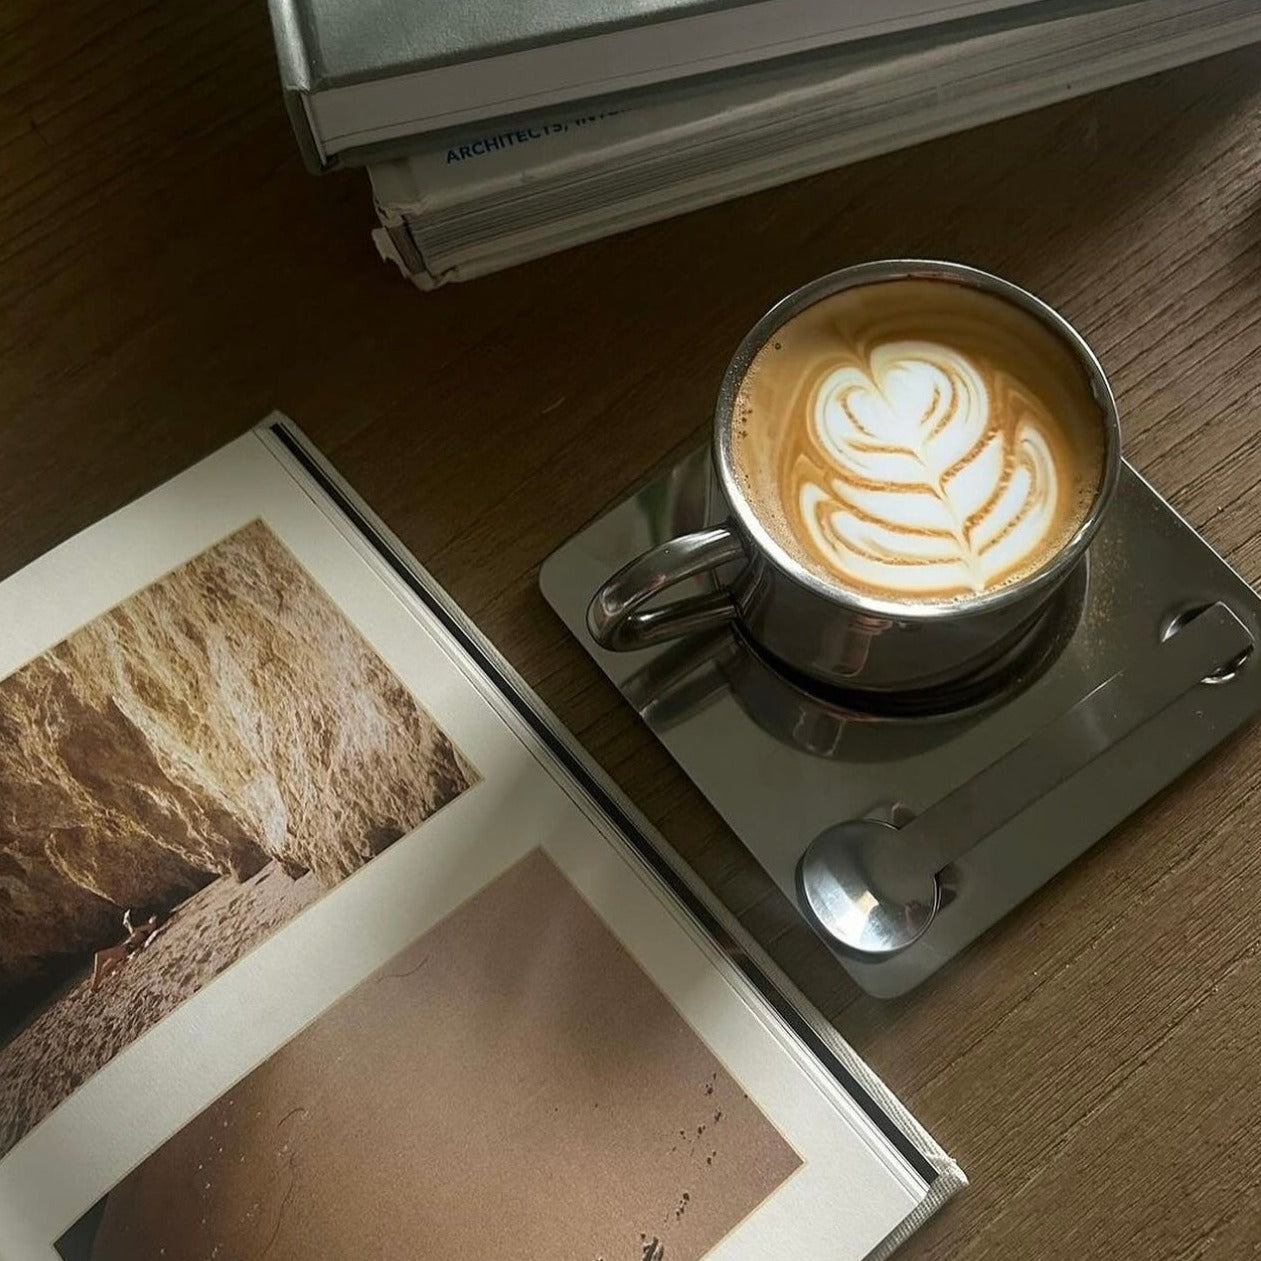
587;260;1121;694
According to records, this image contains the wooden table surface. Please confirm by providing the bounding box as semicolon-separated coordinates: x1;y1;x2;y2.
4;4;1261;1256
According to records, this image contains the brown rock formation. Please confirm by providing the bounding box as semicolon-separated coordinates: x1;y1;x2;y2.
0;519;477;1007
0;862;323;1158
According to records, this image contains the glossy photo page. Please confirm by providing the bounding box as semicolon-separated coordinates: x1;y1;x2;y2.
0;417;961;1261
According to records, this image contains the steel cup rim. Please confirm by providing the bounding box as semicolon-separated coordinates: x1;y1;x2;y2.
713;259;1122;623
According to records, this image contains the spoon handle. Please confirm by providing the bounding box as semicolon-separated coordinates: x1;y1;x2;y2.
897;601;1253;878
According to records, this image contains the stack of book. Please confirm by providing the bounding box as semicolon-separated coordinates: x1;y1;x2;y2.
268;0;1261;287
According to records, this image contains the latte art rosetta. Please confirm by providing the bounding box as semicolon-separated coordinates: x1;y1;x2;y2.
732;279;1107;602
798;340;1059;596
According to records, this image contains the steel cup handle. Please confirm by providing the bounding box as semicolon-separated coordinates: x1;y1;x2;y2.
587;524;745;651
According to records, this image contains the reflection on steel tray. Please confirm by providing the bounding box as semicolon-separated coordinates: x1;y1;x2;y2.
540;447;1261;997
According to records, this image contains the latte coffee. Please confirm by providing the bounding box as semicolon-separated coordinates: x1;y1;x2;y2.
731;278;1108;602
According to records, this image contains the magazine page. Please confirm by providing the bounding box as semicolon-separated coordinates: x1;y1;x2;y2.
0;418;957;1260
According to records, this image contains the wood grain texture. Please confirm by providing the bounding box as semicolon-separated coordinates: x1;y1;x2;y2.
2;2;1261;1254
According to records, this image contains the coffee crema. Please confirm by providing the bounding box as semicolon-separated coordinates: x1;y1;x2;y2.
731;278;1107;602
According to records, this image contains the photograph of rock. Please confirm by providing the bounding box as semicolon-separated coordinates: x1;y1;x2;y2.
0;519;477;1158
55;848;802;1261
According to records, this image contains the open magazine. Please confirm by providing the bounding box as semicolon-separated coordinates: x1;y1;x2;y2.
0;416;963;1261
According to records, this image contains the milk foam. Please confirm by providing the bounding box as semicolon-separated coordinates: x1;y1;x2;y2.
732;280;1106;602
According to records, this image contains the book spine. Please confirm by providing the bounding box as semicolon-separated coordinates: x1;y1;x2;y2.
311;0;1043;158
368;106;629;213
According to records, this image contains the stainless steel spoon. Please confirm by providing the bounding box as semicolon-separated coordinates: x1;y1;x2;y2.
796;600;1254;959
